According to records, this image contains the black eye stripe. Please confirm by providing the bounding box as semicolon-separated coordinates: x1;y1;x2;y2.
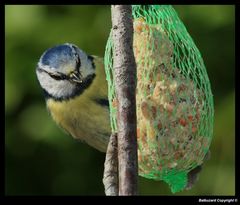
71;45;81;72
38;68;69;81
49;72;69;81
76;54;81;72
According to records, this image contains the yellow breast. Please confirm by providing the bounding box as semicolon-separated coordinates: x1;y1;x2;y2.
47;57;111;152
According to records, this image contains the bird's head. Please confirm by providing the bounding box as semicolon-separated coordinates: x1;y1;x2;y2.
36;43;95;100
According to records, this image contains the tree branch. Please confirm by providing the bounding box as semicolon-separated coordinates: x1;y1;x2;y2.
103;133;118;196
111;5;138;195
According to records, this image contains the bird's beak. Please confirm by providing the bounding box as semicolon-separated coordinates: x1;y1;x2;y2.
70;71;83;83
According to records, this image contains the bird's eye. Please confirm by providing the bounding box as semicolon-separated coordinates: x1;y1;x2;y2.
38;67;69;81
49;72;68;80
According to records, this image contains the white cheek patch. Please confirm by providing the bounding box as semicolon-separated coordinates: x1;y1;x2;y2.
36;70;75;98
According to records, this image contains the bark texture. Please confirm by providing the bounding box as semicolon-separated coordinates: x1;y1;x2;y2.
111;5;138;196
103;133;118;196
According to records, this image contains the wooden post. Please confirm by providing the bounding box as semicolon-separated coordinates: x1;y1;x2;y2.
111;5;138;195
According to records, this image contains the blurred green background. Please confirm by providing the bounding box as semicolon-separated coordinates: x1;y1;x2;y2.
5;5;235;195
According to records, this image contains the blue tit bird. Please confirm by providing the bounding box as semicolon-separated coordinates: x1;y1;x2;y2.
36;43;111;152
36;42;208;190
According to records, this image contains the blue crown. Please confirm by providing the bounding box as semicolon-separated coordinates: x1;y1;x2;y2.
40;44;74;69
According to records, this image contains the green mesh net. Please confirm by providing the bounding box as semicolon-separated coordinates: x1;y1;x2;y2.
104;5;214;193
